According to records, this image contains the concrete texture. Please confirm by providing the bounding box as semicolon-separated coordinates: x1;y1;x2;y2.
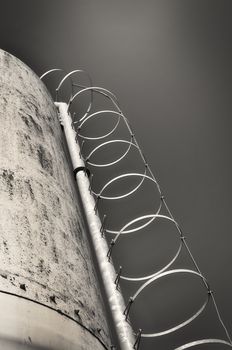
0;49;110;349
0;293;107;350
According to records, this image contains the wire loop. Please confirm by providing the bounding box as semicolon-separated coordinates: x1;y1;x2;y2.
41;69;232;349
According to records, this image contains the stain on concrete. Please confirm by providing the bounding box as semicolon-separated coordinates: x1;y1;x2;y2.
3;240;9;253
37;259;51;277
21;115;30;127
39;231;48;246
25;179;35;200
74;309;80;317
21;113;43;135
37;145;53;176
2;169;14;198
49;295;57;304
19;283;26;291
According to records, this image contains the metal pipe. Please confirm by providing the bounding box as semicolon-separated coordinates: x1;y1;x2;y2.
55;102;135;350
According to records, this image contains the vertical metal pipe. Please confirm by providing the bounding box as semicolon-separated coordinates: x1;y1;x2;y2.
55;102;135;350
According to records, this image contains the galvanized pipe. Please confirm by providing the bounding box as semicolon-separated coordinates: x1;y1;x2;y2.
55;102;135;350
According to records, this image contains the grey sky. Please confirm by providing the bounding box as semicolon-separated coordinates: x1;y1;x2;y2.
0;1;232;349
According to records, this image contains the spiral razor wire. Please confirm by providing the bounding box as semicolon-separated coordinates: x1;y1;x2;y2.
41;69;232;349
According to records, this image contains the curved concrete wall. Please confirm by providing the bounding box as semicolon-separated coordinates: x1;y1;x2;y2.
0;49;110;349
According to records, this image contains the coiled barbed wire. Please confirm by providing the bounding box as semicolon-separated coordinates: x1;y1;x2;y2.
41;69;232;349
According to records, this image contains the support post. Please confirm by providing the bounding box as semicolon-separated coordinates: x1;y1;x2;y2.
55;102;135;350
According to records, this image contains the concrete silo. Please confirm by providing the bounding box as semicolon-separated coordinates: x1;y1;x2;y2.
0;49;111;350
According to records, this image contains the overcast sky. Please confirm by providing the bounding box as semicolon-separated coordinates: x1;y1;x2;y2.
0;1;232;349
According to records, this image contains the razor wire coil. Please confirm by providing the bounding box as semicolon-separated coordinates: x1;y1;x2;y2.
41;69;232;349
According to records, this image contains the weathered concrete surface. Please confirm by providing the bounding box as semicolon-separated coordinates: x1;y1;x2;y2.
0;49;110;349
0;293;107;350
